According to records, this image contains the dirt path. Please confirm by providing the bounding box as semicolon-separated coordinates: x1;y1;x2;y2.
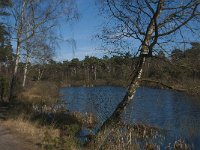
0;126;38;150
0;103;38;150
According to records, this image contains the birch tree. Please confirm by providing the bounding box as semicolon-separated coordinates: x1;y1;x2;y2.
32;36;54;81
9;0;78;100
93;0;200;148
22;25;55;87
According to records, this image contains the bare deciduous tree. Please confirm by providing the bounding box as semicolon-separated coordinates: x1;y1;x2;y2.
94;0;200;148
9;0;78;100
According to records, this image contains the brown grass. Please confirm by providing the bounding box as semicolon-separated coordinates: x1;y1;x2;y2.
71;112;97;128
1;81;83;149
19;81;59;104
1;116;59;144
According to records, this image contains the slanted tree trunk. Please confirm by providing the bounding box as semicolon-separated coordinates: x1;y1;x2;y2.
93;55;146;149
92;1;164;148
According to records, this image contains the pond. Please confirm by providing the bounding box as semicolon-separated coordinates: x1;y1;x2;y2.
60;86;200;149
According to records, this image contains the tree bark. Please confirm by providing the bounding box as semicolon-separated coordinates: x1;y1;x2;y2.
9;0;26;101
92;55;146;149
92;1;165;148
22;54;30;87
22;23;31;88
37;68;44;81
94;66;97;81
9;43;21;101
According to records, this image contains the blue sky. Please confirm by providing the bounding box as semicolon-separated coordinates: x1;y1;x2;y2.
55;0;199;61
8;0;199;62
56;0;105;61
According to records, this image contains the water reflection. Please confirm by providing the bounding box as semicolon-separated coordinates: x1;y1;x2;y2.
60;86;200;149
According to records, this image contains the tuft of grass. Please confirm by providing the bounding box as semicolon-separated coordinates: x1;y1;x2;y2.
71;112;97;128
42;124;81;150
95;127;140;150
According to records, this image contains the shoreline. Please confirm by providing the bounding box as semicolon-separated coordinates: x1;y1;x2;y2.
59;79;199;97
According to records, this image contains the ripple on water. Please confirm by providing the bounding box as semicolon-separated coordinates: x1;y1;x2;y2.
60;86;200;149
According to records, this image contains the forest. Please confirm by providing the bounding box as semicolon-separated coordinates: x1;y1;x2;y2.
1;43;200;100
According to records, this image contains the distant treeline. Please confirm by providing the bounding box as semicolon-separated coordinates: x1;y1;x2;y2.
1;43;200;100
18;43;200;86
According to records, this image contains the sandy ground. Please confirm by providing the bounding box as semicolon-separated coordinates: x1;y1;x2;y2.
0;126;38;150
0;104;38;150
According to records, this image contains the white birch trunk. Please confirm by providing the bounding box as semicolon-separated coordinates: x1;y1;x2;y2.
9;43;21;100
93;56;146;149
92;1;164;148
9;0;26;101
22;54;30;87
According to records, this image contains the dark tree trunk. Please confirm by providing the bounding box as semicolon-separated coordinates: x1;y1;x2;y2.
9;43;21;101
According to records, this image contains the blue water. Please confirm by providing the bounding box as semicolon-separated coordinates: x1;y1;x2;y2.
60;86;200;149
